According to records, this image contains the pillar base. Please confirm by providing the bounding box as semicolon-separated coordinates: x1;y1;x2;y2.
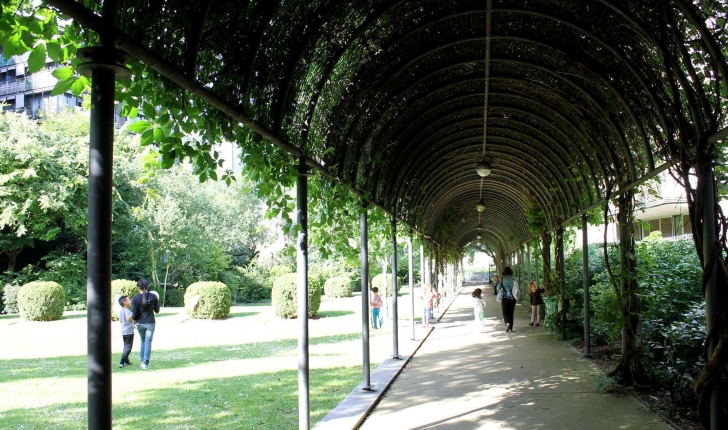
392;355;402;360
582;353;593;358
361;385;375;392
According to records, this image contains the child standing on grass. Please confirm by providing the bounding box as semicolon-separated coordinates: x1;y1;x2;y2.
371;287;383;329
118;296;134;368
471;288;486;333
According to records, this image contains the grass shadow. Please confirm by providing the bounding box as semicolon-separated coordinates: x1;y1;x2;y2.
0;332;362;383
227;311;259;319
0;314;20;320
60;313;87;320
0;366;361;429
317;310;355;318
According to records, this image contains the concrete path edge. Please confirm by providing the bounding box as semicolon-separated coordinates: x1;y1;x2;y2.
314;288;464;430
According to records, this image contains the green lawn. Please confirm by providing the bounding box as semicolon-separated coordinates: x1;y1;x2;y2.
0;294;419;429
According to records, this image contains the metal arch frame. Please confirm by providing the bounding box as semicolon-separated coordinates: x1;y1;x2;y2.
388;132;581;217
356;52;640;187
459;228;512;253
405;137;565;228
372;80;611;193
354;66;634;200
360;33;657;170
383;107;588;208
299;8;669;169
271;2;677;151
370;75;617;193
422;179;539;236
433;210;524;252
381;95;590;196
344;48;639;187
382;114;580;217
405;144;569;226
421;176;551;240
441;209;530;248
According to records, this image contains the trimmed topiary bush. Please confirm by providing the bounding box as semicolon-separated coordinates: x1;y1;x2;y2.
272;273;321;319
184;282;232;319
111;280;139;321
2;284;21;314
324;276;353;298
17;282;66;321
371;273;394;297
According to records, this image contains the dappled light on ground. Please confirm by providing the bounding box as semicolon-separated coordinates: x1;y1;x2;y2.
360;283;671;430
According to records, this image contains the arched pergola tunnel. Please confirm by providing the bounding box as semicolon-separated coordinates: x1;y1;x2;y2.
37;0;728;428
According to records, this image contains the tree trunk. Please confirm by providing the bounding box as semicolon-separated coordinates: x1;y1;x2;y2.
5;249;19;281
608;191;644;386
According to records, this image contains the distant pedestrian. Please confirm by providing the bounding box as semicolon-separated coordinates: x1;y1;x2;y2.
132;279;160;370
528;282;545;327
118;296;134;368
492;275;500;295
419;284;437;329
471;288;486;333
371;287;383;329
497;267;519;332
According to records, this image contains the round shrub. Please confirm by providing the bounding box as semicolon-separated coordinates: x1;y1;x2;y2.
272;273;321;319
324;277;353;298
371;273;394;297
111;280;139;321
17;282;66;321
184;282;232;319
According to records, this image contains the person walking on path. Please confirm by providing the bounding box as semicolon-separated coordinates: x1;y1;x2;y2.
132;279;160;370
497;267;519;332
492;275;500;295
528;281;545;327
371;287;383;329
419;284;437;330
471;288;486;333
118;296;134;368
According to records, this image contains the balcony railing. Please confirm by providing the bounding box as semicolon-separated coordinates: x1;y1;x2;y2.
0;71;59;96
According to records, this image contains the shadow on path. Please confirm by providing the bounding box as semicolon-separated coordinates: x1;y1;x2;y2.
360;282;672;430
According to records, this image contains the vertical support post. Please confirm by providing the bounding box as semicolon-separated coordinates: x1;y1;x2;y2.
296;158;311;429
582;213;592;357
86;64;115;430
527;243;532;284
78;37;130;430
360;204;373;390
420;240;425;286
535;239;540;286
699;152;723;429
556;227;566;340
391;218;400;359
425;242;432;285
408;230;415;340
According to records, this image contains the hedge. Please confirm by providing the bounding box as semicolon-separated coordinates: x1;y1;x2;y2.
371;273;394;296
2;284;21;314
324;276;353;298
17;282;66;321
184;282;232;319
111;280;139;321
272;273;321;319
159;287;185;307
